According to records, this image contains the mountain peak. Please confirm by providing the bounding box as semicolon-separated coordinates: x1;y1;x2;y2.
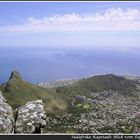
9;71;22;81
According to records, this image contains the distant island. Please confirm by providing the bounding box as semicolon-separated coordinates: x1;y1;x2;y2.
0;71;140;134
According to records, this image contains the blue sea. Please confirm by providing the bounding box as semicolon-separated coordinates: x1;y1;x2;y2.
0;46;140;84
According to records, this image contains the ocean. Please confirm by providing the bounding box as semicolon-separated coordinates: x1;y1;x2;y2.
0;46;140;84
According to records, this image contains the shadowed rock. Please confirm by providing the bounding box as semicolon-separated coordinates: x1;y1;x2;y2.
3;71;24;94
9;71;23;81
15;100;46;133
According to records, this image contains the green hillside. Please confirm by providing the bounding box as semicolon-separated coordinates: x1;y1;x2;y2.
55;74;138;102
1;71;140;133
1;71;138;111
1;71;68;114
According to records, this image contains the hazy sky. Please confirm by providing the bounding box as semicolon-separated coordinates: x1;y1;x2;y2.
0;2;140;49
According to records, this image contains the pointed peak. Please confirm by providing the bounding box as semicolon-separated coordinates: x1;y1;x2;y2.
9;71;23;81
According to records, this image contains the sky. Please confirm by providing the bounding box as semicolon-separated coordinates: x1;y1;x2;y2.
0;2;140;50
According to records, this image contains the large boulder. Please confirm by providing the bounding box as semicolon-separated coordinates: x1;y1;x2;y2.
15;100;46;133
0;91;14;133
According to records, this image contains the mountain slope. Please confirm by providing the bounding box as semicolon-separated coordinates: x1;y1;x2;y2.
1;71;68;114
1;72;138;110
44;74;140;133
1;71;140;133
54;74;138;103
78;74;137;94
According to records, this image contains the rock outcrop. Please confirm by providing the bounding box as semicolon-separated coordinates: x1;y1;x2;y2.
0;91;14;133
9;70;23;81
3;71;23;93
15;100;46;133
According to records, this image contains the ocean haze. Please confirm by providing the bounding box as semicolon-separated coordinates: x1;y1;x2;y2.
0;46;140;84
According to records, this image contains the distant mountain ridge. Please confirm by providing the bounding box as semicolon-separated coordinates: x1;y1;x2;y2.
0;71;140;134
39;74;138;94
